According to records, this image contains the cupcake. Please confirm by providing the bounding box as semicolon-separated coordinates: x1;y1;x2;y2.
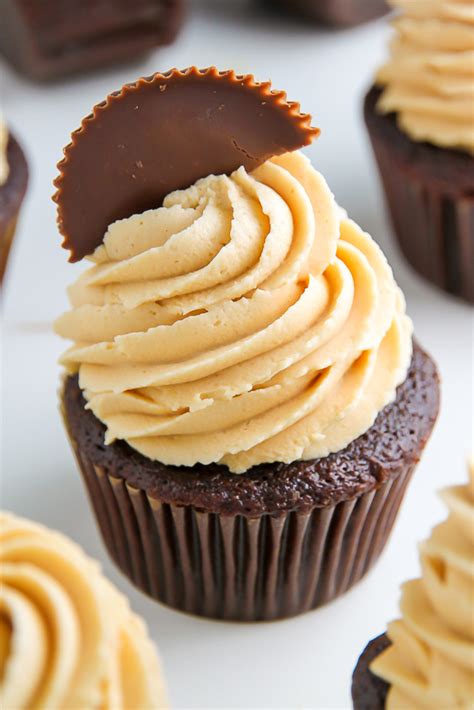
54;67;440;621
0;114;28;285
260;0;389;27
352;460;474;709
364;0;474;303
0;0;184;81
0;511;167;709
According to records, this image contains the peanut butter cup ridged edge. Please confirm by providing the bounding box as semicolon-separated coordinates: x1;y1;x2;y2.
53;66;320;262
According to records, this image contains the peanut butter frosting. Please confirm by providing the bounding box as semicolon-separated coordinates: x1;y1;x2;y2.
0;114;9;186
55;151;412;473
371;462;474;708
376;0;474;154
0;512;167;709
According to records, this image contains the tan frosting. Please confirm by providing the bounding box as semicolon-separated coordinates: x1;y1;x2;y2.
0;512;167;710
371;462;474;708
0;114;9;186
376;0;474;154
55;151;412;473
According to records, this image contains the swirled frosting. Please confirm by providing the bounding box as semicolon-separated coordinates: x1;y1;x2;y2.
0;512;167;709
55;150;412;473
376;0;474;154
0;114;8;186
371;462;474;708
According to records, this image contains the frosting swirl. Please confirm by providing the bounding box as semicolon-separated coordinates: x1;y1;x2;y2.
55;151;412;473
0;114;8;186
371;462;474;708
376;0;474;154
0;512;167;709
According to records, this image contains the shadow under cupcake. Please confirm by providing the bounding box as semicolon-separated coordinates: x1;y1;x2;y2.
54;67;440;622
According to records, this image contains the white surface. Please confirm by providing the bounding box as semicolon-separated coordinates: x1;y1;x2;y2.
1;2;473;709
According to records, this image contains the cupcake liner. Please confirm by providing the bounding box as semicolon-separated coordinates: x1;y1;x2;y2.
352;633;391;710
365;87;474;304
67;426;415;621
0;133;28;285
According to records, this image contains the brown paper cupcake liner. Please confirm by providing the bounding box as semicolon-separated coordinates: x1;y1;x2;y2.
67;431;415;621
0;133;28;284
365;86;474;304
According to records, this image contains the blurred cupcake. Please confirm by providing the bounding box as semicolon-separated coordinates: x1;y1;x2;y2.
352;460;474;709
260;0;389;27
0;114;28;285
365;0;474;303
0;0;184;81
0;511;167;709
54;68;439;622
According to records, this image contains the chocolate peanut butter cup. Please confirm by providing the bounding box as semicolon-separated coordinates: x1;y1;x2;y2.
55;67;439;621
53;67;319;261
0;131;28;285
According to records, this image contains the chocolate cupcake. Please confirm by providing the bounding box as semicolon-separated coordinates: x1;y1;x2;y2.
54;67;439;621
0;115;28;285
0;0;184;80
352;461;474;709
260;0;389;27
365;1;474;303
0;511;167;708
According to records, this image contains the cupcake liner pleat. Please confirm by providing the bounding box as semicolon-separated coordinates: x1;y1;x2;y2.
365;96;474;303
69;433;415;621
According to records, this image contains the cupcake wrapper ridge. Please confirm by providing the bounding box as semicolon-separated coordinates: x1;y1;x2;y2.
365;87;474;304
67;427;415;621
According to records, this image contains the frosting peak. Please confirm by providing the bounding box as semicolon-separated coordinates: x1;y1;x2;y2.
55;151;412;473
0;512;167;710
376;0;474;154
371;462;474;708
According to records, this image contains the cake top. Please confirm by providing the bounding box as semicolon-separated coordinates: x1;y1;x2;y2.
375;0;474;154
0;511;167;709
371;461;474;708
53;66;319;261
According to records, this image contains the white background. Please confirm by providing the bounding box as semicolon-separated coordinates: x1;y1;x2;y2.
1;1;473;708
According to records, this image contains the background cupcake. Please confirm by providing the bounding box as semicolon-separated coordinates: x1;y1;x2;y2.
364;0;474;303
0;114;28;285
260;0;389;27
0;511;167;709
54;68;440;622
352;460;474;709
0;0;184;80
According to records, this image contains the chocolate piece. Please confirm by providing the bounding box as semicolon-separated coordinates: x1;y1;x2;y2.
260;0;389;27
0;133;29;284
352;633;391;710
0;0;184;81
61;343;439;620
53;67;319;261
365;85;474;304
